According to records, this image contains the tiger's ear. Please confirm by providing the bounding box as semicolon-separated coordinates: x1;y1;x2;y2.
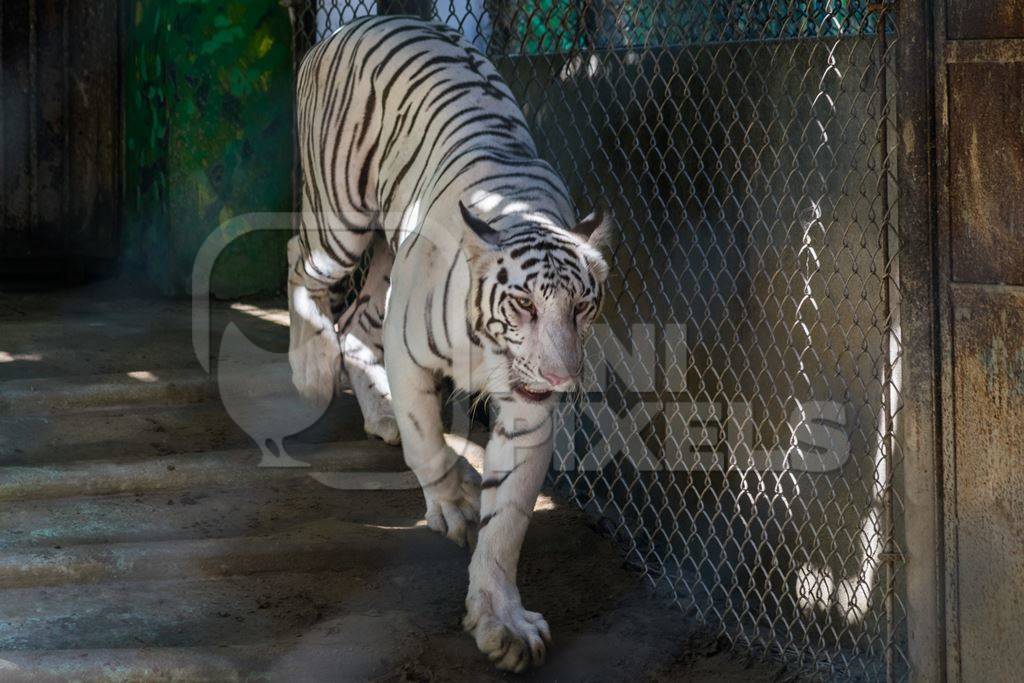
460;201;502;259
573;205;613;252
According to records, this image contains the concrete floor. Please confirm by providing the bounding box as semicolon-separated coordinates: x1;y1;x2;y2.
0;281;789;682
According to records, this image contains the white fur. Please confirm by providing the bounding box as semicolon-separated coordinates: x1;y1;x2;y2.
287;236;344;405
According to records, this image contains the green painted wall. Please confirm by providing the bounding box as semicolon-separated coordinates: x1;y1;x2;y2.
123;0;294;297
118;1;876;298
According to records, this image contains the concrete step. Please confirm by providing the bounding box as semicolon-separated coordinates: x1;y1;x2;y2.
0;638;434;683
0;369;218;416
0;359;309;417
0;479;424;551
0;401;253;464
0;518;463;589
0;292;288;383
0;645;275;683
0;286;198;325
0;441;418;502
0;570;432;651
0;394;367;465
0;318;204;382
0;614;475;682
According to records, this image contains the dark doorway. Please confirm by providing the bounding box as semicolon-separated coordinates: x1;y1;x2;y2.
1;0;121;282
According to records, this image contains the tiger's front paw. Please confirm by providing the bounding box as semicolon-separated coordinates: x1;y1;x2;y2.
464;587;551;673
423;455;481;547
364;414;401;445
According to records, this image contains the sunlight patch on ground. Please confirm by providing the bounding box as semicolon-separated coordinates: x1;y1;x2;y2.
127;370;160;383
366;521;429;531
0;352;41;363
534;494;556;511
230;302;289;326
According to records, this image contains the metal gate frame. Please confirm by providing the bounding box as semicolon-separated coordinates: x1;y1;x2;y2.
893;0;944;679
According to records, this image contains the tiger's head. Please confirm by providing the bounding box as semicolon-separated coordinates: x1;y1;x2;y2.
460;201;611;402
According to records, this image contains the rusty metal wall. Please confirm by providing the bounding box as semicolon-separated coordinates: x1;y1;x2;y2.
948;61;1024;287
948;1;1024;39
949;287;1024;681
0;0;121;277
934;1;1024;681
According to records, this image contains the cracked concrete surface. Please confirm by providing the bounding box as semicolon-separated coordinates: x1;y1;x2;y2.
0;282;788;682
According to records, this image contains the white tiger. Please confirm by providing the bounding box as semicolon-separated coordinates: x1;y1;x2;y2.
288;15;610;671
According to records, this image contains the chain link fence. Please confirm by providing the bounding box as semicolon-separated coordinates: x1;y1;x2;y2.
284;1;905;679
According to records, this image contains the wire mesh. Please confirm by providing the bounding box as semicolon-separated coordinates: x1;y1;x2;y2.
285;1;906;679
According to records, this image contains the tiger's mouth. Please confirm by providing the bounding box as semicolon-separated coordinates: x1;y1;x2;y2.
512;385;554;402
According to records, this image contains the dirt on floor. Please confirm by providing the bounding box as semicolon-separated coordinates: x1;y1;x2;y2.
0;281;792;682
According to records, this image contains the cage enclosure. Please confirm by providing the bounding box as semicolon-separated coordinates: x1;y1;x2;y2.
285;1;905;679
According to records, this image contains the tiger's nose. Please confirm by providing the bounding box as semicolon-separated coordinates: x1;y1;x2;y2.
541;371;573;388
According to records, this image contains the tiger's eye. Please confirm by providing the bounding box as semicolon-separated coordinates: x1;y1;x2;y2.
516;297;535;313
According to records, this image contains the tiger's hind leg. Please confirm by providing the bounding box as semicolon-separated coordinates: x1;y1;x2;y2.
287;235;345;404
335;237;399;445
287;221;374;404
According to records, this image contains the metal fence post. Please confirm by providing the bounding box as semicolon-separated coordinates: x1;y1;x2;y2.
895;0;946;680
281;0;317;233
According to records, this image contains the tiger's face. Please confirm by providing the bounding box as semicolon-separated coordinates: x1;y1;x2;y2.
461;203;611;402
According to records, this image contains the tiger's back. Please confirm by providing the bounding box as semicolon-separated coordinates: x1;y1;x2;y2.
296;15;571;275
